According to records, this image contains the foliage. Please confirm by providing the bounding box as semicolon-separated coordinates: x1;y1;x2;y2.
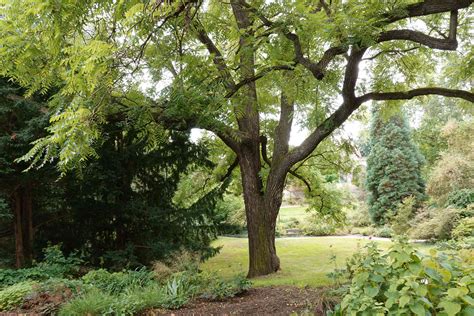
409;206;461;241
59;267;251;315
329;239;474;316
0;77;56;266
58;289;116;316
427;120;474;206
81;268;153;295
452;218;474;240
411;98;471;173
34;124;224;269
213;193;246;235
0;281;35;311
201;274;251;301
301;217;338;237
390;196;416;236
345;204;371;228
447;189;474;209
0;245;81;289
0;0;471;278
366;108;426;225
0;76;225;269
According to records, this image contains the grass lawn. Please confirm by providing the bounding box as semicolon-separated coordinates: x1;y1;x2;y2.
201;236;393;287
277;205;309;225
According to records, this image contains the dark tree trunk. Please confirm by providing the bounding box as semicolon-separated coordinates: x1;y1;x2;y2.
12;184;34;268
239;143;284;277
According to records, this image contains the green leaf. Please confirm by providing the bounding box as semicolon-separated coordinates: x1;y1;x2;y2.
409;303;426;316
400;295;410;308
447;288;461;298
439;301;462;316
364;286;379;298
416;285;428;296
462;306;474;316
461;295;474;306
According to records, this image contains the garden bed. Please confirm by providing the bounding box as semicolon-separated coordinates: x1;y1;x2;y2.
151;286;337;316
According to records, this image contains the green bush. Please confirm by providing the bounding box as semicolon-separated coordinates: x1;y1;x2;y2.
345;205;371;228
0;281;35;311
161;275;194;309
59;289;115;316
301;218;337;236
374;226;393;238
447;189;473;209
81;268;153;294
410;206;460;240
59;280;177;316
350;226;376;236
201;274;251;301
452;217;474;239
329;239;474;316
0;245;81;289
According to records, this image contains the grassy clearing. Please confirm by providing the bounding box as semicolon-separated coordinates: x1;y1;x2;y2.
202;236;393;287
277;205;309;225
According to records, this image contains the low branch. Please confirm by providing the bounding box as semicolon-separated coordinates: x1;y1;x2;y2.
288;170;312;192
220;157;239;182
357;87;474;104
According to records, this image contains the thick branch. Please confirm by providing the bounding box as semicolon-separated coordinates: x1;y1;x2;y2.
272;91;294;163
357;87;474;104
383;0;472;24
378;29;457;50
286;49;366;167
342;48;366;103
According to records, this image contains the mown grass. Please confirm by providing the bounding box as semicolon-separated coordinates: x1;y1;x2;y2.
201;236;394;287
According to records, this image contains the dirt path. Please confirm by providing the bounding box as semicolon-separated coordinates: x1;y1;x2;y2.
147;286;338;316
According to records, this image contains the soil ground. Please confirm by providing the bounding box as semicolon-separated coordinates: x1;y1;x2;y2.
147;286;338;316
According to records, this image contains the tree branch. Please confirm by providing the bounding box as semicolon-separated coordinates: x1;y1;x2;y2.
357;87;474;104
220;157;239;181
272;90;294;163
193;19;236;92
237;0;346;80
362;47;420;60
378;8;460;50
225;64;295;98
382;0;472;24
286;48;366;167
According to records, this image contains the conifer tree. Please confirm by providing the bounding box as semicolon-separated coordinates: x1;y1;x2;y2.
366;108;426;225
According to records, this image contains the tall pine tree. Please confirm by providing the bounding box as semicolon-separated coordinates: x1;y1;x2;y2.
366;108;426;225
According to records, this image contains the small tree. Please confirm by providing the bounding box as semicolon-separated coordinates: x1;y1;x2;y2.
367;109;425;225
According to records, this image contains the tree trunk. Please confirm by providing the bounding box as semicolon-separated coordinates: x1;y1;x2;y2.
239;145;282;278
13;190;25;268
12;184;34;268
